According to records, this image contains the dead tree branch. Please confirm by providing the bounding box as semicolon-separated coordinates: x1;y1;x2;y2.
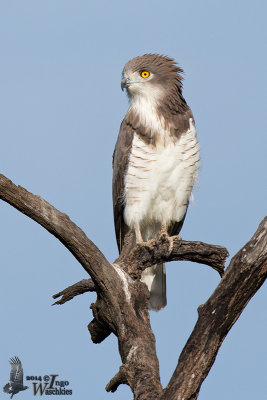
0;174;163;399
124;234;228;278
52;279;95;305
162;217;267;400
1;173;266;400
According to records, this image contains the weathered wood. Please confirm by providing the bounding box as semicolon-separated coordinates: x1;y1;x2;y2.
52;279;95;305
1;173;266;400
124;234;228;278
0;174;163;399
162;217;267;400
53;238;228;306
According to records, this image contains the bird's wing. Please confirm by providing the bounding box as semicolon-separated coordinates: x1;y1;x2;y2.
112;119;133;252
9;357;23;385
168;212;187;236
167;107;196;236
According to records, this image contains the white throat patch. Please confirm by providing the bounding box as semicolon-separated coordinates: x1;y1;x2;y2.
129;87;166;140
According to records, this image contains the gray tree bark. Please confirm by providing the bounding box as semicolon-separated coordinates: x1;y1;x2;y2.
0;173;266;400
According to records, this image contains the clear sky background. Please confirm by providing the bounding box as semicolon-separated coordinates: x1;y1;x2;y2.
0;1;266;399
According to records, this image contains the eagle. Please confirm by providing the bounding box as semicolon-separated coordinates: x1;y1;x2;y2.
112;54;200;310
3;357;29;398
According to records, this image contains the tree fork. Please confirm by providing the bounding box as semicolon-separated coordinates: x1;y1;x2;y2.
1;173;266;400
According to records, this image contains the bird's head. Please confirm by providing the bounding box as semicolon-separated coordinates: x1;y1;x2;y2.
121;53;184;103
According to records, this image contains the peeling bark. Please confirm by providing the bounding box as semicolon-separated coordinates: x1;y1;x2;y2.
0;173;266;400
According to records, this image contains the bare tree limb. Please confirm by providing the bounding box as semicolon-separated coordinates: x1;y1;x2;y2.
124;234;228;278
106;366;127;393
53;238;227;306
52;279;95;305
0;175;110;285
162;217;267;400
1;173;265;400
0;174;163;399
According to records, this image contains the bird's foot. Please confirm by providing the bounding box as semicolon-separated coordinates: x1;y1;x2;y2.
136;238;155;249
159;233;174;254
159;222;168;238
159;224;181;254
135;226;155;249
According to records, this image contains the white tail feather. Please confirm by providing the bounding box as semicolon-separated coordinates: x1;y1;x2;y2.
141;263;166;311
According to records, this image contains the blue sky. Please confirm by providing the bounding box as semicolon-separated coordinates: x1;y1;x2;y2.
0;1;266;399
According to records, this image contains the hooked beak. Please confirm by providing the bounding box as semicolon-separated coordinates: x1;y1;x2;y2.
121;77;131;91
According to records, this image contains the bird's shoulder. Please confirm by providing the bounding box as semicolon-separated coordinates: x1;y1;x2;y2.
165;106;196;140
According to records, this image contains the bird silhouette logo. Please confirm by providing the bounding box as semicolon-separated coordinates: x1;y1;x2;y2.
3;357;29;398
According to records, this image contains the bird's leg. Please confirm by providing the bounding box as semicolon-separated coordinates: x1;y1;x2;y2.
160;222;168;237
159;222;176;254
134;225;154;247
159;222;181;240
135;225;144;244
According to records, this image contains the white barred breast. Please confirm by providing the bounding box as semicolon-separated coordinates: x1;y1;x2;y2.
124;118;200;240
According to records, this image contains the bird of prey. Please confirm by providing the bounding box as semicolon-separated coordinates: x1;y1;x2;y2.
3;357;29;398
112;54;200;310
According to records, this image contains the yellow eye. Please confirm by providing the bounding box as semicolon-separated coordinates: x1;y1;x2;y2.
140;70;150;79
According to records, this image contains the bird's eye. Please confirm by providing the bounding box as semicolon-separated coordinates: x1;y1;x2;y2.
140;70;150;79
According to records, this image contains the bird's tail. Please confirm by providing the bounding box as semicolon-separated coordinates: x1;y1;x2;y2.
3;383;11;394
141;263;167;311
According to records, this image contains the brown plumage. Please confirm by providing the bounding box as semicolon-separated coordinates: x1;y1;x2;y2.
113;54;200;310
123;54;193;141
